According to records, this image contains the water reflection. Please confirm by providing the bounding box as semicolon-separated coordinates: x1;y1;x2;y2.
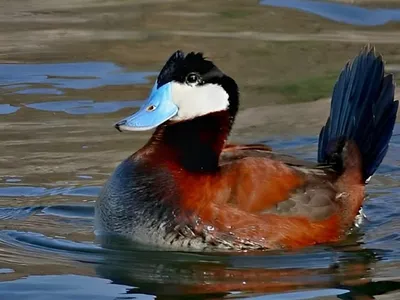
1;226;398;299
260;0;400;26
0;186;100;197
94;233;400;299
25;99;141;115
0;61;155;118
0;104;19;114
0;275;138;300
0;62;155;90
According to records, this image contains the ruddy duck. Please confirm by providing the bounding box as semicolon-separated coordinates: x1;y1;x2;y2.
95;46;398;251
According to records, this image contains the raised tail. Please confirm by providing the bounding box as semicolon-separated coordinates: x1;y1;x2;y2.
318;46;398;182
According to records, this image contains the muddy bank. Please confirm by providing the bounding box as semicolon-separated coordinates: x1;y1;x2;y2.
232;89;400;141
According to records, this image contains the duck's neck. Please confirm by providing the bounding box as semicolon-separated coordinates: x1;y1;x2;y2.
149;111;233;172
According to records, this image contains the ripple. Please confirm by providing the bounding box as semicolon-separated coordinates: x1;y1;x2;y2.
41;205;94;219
0;228;372;299
249;288;349;300
0;230;100;254
0;104;19;115
0;275;137;300
0;206;43;220
77;175;93;180
0;268;14;274
25;99;141;115
5;177;22;183
0;275;348;300
0;204;94;221
15;88;63;95
0;62;157;93
260;0;400;26
0;186;101;197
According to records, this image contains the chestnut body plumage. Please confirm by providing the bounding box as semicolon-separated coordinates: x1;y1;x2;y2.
95;46;398;251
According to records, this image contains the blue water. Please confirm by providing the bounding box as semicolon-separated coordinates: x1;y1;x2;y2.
0;62;155;115
260;0;400;26
0;62;156;90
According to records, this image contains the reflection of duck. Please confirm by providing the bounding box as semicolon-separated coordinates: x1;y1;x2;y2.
95;46;398;251
95;240;399;299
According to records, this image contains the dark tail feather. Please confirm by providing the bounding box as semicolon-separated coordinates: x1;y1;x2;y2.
318;45;398;182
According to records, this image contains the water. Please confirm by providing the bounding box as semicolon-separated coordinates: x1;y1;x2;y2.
1;0;400;299
260;0;400;26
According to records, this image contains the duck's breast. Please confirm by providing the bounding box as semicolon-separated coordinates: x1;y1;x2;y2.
95;157;178;242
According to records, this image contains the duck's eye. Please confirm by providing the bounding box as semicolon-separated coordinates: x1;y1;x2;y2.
186;73;201;85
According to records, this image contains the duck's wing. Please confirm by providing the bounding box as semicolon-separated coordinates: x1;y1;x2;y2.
219;145;339;220
223;143;272;152
221;143;322;169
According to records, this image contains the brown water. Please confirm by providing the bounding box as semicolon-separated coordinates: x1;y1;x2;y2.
0;0;399;299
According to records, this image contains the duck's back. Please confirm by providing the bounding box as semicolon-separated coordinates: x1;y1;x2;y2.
163;144;362;249
219;144;341;219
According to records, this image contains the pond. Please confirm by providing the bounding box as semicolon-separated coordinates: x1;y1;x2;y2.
0;0;399;299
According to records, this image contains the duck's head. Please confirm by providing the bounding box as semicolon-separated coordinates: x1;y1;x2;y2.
115;50;239;132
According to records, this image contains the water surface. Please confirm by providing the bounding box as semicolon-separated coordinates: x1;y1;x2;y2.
0;0;400;299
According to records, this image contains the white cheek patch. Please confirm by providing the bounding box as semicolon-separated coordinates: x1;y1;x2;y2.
170;82;229;121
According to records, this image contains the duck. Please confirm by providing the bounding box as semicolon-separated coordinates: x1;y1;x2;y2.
95;45;398;251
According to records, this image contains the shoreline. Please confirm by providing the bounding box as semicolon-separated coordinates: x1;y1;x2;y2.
232;89;400;141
